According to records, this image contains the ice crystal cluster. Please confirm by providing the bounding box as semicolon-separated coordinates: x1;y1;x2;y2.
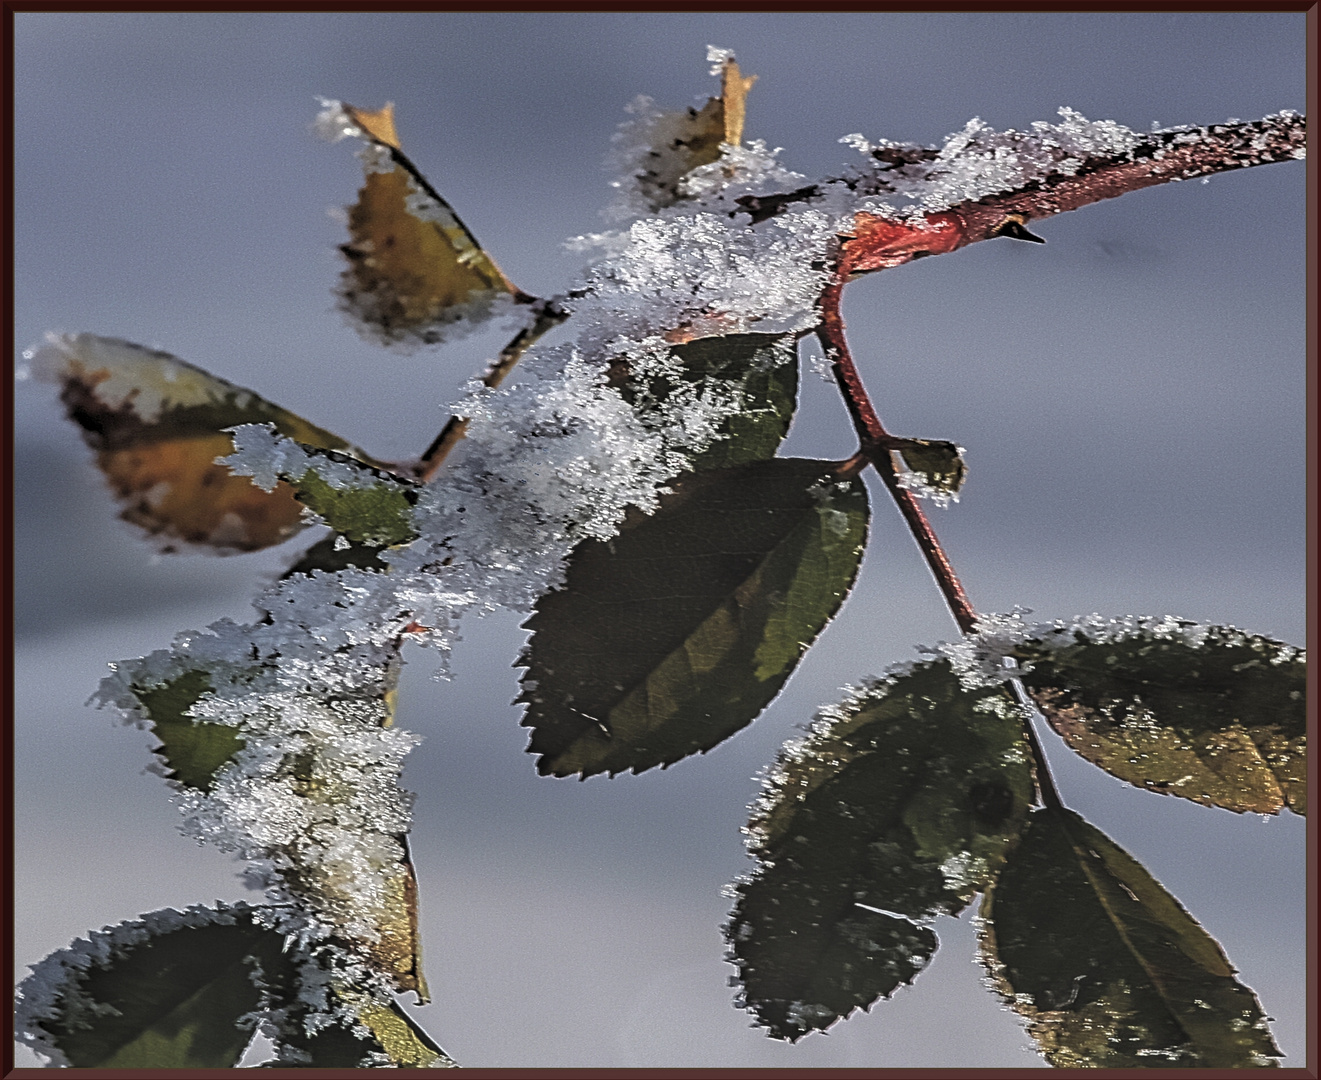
842;107;1143;217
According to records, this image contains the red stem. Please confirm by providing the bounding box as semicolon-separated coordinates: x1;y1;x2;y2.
816;279;977;635
819;271;1064;806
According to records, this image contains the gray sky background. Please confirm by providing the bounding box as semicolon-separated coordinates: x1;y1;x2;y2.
13;13;1306;1068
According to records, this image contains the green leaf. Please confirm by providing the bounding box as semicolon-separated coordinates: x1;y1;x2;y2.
270;998;456;1069
890;437;967;504
30;333;379;553
611;333;799;471
16;905;293;1068
675;333;799;470
133;669;244;791
1014;620;1306;814
519;457;868;778
287;453;420;547
981;807;1282;1068
727;659;1034;1041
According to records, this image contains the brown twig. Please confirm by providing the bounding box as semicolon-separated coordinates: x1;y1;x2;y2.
414;297;570;482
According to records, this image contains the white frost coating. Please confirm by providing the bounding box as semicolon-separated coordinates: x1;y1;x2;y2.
180;689;418;946
221;423;407;495
707;45;735;74
894;456;964;508
311;98;361;143
845;107;1143;217
70;54;1298;1019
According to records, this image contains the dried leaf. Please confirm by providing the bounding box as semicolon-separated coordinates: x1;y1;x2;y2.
982;807;1282;1067
333;102;519;347
628;56;757;210
719;57;757;147
31;334;369;554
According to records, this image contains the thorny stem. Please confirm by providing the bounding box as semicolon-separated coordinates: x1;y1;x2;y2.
818;273;1063;807
414;297;571;481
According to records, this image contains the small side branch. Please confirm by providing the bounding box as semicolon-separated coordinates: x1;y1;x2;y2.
414;297;570;482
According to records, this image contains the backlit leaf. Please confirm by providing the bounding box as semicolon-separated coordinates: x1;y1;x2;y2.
1013;619;1306;814
14;904;292;1068
519;457;868;778
266;992;455;1069
287;454;419;548
327;101;520;348
609;332;799;470
981;807;1282;1067
728;659;1033;1040
31;334;371;554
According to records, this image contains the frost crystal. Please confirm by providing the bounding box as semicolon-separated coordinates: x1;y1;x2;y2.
706;45;736;74
311;98;360;144
846;107;1145;218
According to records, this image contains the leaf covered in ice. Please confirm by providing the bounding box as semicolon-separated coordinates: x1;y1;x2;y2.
282;533;391;578
222;425;421;549
610;332;799;471
889;437;967;505
1013;619;1306;815
617;53;757;212
981;807;1282;1068
728;658;1033;1040
29;334;369;554
14;904;293;1068
518;457;868;778
133;668;244;791
321;100;520;348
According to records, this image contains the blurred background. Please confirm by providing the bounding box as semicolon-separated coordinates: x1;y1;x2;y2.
12;12;1306;1068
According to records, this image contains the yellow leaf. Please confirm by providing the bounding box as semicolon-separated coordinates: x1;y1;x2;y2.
32;334;373;554
334;102;519;347
343;101;401;150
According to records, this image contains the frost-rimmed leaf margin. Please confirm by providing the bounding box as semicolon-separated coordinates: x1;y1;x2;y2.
727;656;1033;1041
14;902;453;1069
222;422;422;548
15;902;290;1068
936;613;1307;816
26;333;381;554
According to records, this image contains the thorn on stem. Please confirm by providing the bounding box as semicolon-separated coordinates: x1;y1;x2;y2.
992;214;1047;244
